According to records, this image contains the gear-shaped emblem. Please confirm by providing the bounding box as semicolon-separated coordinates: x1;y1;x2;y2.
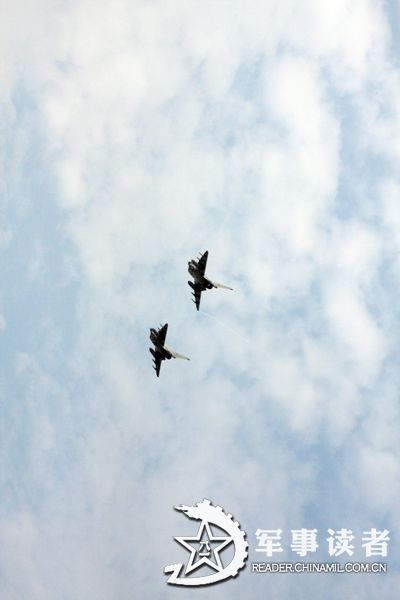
164;499;248;586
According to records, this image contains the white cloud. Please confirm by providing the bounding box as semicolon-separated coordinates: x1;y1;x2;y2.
1;0;400;598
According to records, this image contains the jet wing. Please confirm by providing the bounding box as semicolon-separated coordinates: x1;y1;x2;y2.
154;355;162;377
157;323;168;346
166;348;190;360
193;286;202;311
197;251;208;276
208;279;233;290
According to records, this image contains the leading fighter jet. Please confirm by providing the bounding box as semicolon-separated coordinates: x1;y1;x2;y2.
149;323;190;377
188;251;233;310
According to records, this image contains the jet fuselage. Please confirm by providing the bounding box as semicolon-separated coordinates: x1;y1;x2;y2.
187;261;213;290
149;329;172;359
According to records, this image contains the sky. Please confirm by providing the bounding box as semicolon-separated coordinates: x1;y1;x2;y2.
1;0;400;598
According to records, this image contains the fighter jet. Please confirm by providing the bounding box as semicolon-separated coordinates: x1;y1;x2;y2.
188;251;233;310
149;323;190;377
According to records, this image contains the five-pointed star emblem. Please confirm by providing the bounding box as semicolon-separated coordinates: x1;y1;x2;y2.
174;520;233;575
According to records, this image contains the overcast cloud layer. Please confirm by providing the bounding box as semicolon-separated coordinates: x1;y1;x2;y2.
1;1;400;598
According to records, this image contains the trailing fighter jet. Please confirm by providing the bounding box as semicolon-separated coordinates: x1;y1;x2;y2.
188;251;233;310
149;323;190;377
